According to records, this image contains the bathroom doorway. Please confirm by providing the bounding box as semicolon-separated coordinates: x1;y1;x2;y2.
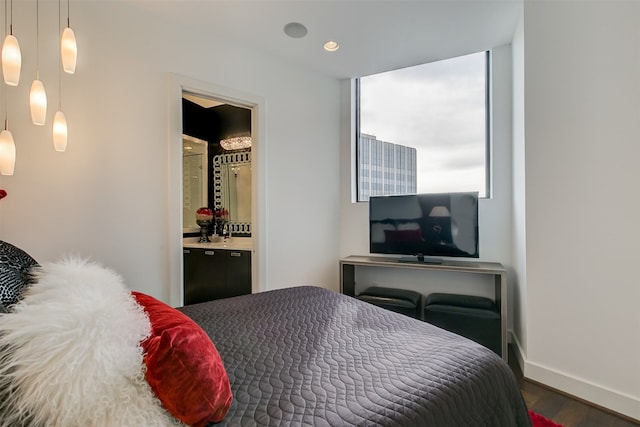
168;74;265;307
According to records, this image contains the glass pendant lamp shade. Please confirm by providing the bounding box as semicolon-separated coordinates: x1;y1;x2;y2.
0;129;16;175
61;27;76;74
1;34;21;86
53;110;67;152
30;79;47;125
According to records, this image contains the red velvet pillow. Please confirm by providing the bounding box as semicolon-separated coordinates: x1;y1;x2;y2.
132;292;232;426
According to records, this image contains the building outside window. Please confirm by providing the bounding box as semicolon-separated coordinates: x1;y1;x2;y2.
357;133;416;200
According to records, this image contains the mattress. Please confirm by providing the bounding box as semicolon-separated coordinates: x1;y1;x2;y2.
179;286;531;426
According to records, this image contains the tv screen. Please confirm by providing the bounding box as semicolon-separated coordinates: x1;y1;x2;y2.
369;192;479;263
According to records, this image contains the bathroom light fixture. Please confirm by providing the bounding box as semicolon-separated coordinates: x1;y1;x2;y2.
220;136;251;151
2;0;21;86
323;40;339;52
30;0;47;126
61;0;76;74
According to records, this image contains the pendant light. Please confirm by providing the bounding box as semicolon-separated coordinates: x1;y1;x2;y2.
52;111;67;151
0;29;15;176
61;0;76;74
30;0;47;126
1;0;21;86
30;75;46;125
0;121;15;175
52;0;67;151
220;136;252;151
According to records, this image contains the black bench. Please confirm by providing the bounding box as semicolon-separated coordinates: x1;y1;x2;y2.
356;286;422;319
424;293;501;356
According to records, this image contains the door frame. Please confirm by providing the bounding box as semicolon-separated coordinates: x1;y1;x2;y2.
168;73;266;307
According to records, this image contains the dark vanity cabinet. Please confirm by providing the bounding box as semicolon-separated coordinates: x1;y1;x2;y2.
183;248;251;305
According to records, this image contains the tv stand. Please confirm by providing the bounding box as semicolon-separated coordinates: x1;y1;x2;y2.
339;255;508;361
398;255;443;264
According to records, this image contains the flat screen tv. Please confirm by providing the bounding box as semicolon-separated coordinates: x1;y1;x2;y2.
369;192;479;263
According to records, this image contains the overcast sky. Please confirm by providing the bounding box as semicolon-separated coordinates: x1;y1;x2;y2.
360;51;486;196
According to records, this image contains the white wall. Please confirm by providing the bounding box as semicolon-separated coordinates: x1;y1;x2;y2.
0;2;341;300
511;8;528;361
338;45;516;314
520;1;640;419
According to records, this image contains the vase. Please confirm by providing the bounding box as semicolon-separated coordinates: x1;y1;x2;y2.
196;219;211;243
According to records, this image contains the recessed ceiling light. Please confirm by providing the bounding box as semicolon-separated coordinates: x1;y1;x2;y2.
323;41;339;52
284;22;308;39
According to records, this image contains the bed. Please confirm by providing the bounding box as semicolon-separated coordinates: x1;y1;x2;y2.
179;286;530;426
0;241;530;426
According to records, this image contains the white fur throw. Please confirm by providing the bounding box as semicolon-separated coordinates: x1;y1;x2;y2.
0;257;184;427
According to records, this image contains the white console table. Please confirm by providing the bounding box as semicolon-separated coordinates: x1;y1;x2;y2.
339;255;508;362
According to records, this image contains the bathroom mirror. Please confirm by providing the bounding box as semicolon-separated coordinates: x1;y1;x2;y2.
182;134;208;232
213;151;252;235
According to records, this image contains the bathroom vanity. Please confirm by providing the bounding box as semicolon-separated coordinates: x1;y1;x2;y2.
183;238;252;305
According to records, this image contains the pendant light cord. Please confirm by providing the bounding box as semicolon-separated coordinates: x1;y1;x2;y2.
36;0;39;77
3;93;7;131
58;0;62;109
8;0;13;36
3;55;7;130
3;0;8;129
3;0;14;37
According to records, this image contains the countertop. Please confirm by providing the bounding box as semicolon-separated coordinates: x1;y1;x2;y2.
183;236;253;251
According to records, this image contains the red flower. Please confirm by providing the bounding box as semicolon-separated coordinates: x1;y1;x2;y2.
0;189;6;200
196;207;213;216
214;208;229;219
195;207;214;221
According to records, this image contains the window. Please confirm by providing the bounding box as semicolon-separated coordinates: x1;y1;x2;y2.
356;51;489;202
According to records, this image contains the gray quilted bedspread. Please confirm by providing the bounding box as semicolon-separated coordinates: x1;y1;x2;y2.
179;286;531;427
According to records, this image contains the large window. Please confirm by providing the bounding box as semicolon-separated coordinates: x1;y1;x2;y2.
356;51;489;202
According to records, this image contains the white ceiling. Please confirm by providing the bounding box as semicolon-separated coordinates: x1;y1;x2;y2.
127;0;523;79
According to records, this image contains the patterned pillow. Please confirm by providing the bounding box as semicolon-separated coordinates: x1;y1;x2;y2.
0;240;39;307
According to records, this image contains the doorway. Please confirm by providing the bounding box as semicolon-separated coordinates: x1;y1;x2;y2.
168;74;265;307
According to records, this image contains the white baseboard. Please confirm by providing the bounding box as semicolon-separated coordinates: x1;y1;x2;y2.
508;331;640;422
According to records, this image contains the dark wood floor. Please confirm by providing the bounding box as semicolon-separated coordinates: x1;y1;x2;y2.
508;346;639;427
